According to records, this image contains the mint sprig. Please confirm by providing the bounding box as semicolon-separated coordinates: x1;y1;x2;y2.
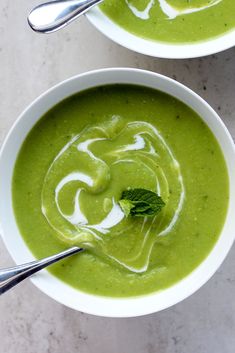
119;188;165;217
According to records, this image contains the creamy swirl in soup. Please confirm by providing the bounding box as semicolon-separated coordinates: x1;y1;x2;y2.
42;117;185;272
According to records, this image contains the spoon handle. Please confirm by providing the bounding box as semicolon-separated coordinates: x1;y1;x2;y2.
28;0;104;33
0;246;83;295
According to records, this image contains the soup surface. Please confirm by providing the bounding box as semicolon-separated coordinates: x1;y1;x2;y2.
13;85;229;297
100;0;235;43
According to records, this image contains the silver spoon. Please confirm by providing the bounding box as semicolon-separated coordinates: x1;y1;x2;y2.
0;246;83;294
28;0;104;33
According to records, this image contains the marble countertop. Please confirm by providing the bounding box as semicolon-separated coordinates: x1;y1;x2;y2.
1;1;235;352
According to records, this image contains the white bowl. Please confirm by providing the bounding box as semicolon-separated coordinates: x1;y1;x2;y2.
0;68;235;317
86;8;235;58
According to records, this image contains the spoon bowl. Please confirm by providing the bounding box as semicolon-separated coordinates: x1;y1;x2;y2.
28;0;104;33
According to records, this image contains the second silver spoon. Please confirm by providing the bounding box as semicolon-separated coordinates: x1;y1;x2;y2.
28;0;104;33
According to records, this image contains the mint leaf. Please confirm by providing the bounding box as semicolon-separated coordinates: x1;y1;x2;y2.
118;199;135;217
119;188;165;217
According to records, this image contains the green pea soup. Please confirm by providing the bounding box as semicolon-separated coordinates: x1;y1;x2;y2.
12;84;229;297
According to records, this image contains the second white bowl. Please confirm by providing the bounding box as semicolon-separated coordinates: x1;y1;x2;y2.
86;7;235;58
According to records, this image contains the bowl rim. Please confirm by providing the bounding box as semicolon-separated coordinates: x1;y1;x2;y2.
1;67;235;317
86;7;235;59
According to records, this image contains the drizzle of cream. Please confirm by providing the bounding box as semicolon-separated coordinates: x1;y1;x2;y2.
42;119;186;273
88;199;125;234
125;0;155;20
77;138;106;156
56;172;94;190
61;189;87;225
108;215;157;273
54;172;93;225
117;134;146;152
159;173;185;236
54;134;79;161
140;121;185;236
54;174;124;233
125;0;222;21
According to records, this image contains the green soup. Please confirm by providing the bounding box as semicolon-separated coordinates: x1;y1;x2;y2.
12;85;229;297
100;0;235;43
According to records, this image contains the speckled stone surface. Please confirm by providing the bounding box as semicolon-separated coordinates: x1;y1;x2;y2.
1;1;235;352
